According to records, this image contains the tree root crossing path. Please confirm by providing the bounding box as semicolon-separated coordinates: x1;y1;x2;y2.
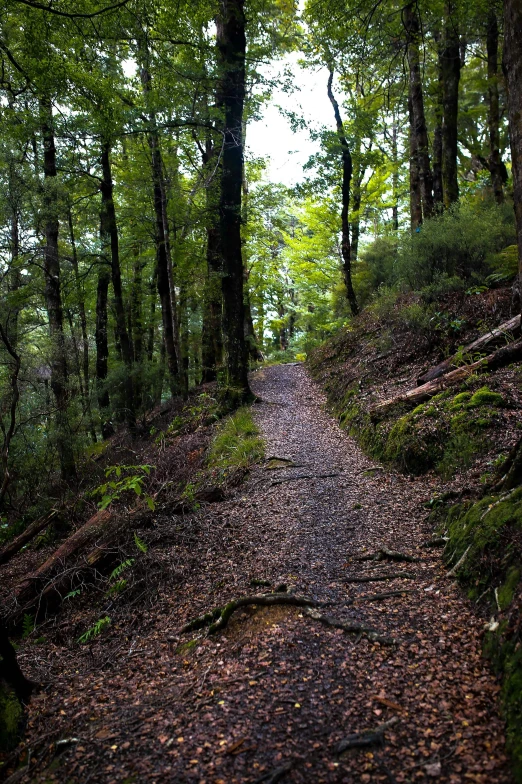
23;365;511;783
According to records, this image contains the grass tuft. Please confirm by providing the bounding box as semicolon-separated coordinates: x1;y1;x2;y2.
208;408;264;469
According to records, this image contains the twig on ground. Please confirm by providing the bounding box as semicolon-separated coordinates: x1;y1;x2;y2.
352;589;416;603
255;760;295;783
357;548;419;563
336;716;399;754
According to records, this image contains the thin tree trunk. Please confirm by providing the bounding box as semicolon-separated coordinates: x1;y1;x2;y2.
441;0;461;206
95;263;113;439
68;208;96;442
408;90;423;229
433;31;444;207
405;2;434;220
391;121;400;230
327;69;358;315
0;322;20;509
216;0;251;404
488;5;505;204
131;244;144;411
100;139;135;431
39;97;76;481
140;60;181;399
503;0;522;316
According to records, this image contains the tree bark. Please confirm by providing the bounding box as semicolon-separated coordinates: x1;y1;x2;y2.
404;3;434;220
487;5;506;204
441;0;461;207
216;0;252;403
433;31;444;207
95;262;113;439
327;69;358;316
408;90;423;230
0;322;21;509
68;208;97;442
39;97;76;481
504;0;522;318
100;139;136;431
140;59;182;400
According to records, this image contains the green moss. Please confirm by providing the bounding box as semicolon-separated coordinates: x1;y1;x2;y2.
0;681;23;751
498;567;521;610
453;391;472;405
176;639;199;655
468;386;504;408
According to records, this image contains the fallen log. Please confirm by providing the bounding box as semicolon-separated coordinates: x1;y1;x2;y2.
0;509;62;567
417;314;521;385
371;338;522;417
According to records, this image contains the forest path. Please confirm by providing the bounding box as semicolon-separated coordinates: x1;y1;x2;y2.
23;364;511;784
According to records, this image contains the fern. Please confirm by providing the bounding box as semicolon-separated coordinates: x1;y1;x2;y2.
64;588;82;600
77;616;111;644
134;532;148;553
22;613;34;639
109;558;135;582
106;579;127;596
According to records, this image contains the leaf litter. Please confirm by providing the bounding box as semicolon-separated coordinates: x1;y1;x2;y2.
5;364;512;783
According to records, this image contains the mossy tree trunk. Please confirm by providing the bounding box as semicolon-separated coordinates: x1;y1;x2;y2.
0;622;35;751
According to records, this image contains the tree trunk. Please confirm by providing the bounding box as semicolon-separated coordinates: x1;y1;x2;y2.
433;31;444;207
216;0;252;403
504;0;522;318
201;223;223;382
68;208;96;442
0;323;21;509
405;3;434;220
327;69;359;316
131;244;145;411
100;140;136;431
95;263;113;439
487;5;506;204
408;90;423;229
140;60;182;400
0;622;35;751
391;120;400;230
441;0;461;207
39;97;76;481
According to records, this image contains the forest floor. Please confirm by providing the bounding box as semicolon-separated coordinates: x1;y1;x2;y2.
6;364;514;784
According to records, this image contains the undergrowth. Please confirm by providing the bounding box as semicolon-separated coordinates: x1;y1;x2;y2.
208;408;264;469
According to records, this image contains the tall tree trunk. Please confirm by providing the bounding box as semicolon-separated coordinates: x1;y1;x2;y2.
504;0;522;316
441;0;461;207
327;69;359;316
488;5;506;204
391;120;400;230
201;221;223;382
140;60;182;399
216;0;252;403
100;140;135;431
95;264;113;439
433;31;444;207
405;2;434;220
39;97;76;481
68;208;96;442
408;90;423;230
131;244;144;411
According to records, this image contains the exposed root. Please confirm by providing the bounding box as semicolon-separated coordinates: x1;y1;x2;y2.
345;572;415;583
255;760;295;783
181;594;323;635
303;607;397;645
357;548;419;563
336;716;399;754
446;545;471;578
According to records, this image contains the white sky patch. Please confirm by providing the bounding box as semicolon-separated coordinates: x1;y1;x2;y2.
247;52;334;186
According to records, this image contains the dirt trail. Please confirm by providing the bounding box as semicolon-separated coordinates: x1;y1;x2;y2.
16;364;511;783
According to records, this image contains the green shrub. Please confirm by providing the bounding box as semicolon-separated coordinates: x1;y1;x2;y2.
397;202;515;288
